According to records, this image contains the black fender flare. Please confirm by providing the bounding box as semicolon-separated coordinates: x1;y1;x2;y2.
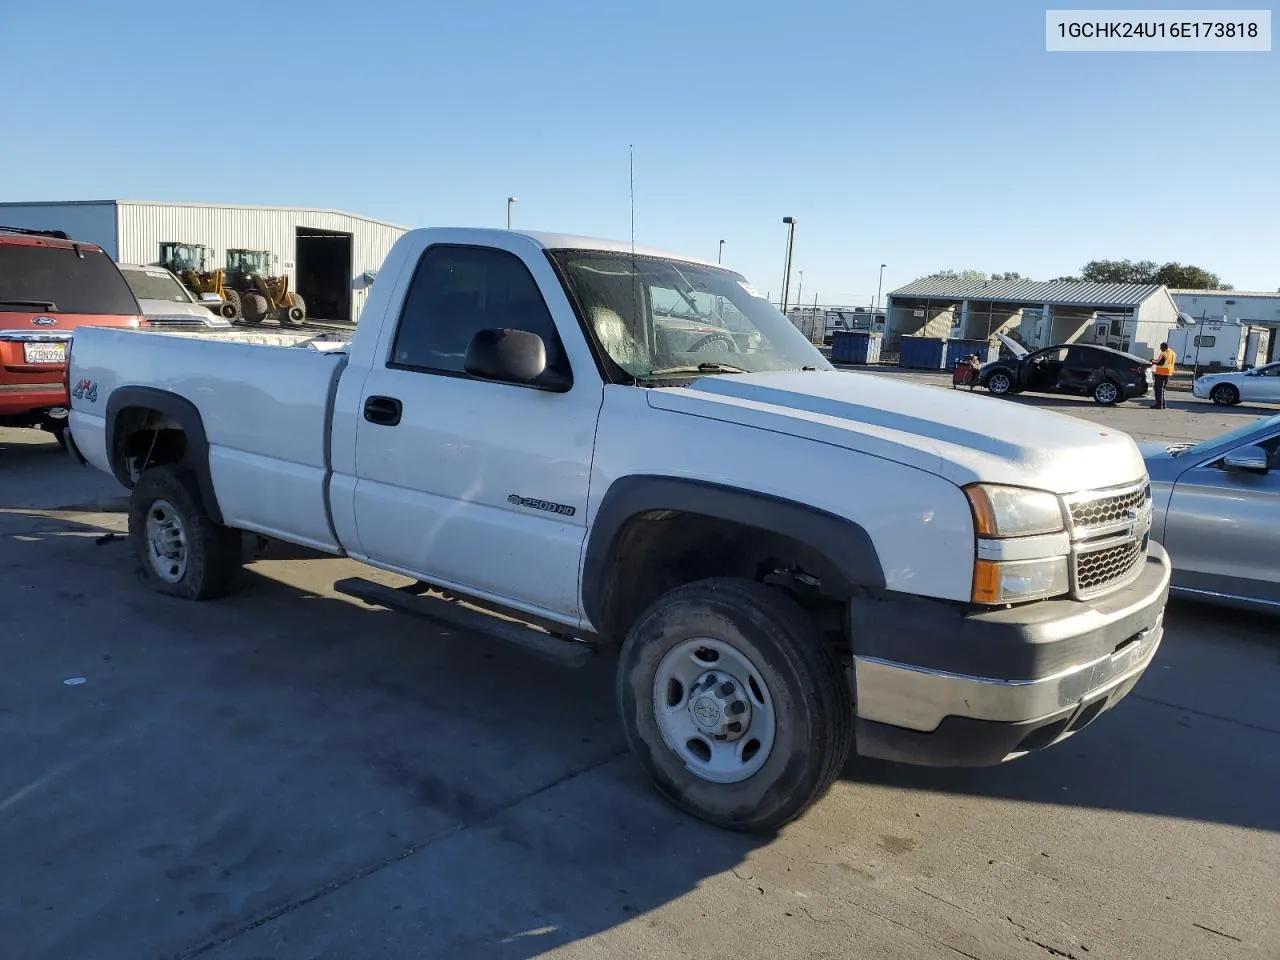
580;475;885;630
104;386;223;524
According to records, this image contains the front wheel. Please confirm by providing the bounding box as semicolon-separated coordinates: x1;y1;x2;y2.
986;371;1013;395
128;465;243;600
1211;383;1240;406
616;577;852;833
1093;380;1121;405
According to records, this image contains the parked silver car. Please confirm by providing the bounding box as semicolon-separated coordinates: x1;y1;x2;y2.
1143;413;1280;612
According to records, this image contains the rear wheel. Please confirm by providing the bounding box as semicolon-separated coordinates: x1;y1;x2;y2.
616;577;852;833
128;465;242;600
1211;383;1240;406
1093;380;1121;405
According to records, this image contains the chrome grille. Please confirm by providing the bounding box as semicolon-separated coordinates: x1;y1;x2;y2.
1068;484;1150;532
1074;540;1144;596
1065;480;1152;599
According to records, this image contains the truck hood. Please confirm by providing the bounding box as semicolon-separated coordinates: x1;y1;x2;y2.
647;370;1147;494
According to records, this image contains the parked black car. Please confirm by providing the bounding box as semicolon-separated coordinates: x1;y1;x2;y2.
979;334;1153;405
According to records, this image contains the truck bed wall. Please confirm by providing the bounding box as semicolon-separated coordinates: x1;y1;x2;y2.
69;328;347;552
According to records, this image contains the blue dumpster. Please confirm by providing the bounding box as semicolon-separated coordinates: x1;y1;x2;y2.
898;336;947;370
831;331;882;365
945;338;997;368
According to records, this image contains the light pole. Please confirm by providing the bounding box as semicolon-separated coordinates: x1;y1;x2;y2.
780;216;798;313
718;239;725;264
507;196;518;230
873;263;886;329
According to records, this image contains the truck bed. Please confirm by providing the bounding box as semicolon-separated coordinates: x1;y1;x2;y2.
68;326;349;552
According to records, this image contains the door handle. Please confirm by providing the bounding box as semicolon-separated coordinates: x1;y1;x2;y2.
363;395;403;426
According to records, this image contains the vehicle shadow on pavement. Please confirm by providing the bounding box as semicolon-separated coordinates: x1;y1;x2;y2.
843;599;1280;836
0;514;763;960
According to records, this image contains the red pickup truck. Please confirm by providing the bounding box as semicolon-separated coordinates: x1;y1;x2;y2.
0;226;143;445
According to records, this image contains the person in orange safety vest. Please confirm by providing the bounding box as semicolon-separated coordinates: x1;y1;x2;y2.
1152;342;1176;409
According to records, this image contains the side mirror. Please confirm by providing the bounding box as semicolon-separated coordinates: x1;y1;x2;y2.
1222;445;1270;474
464;328;547;385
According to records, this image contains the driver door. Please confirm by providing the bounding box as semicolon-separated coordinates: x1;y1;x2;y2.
349;243;604;622
1162;429;1280;605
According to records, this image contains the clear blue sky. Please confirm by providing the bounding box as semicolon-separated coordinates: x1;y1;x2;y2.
4;1;1276;303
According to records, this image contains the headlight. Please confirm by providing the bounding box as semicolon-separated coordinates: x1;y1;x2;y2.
964;484;1065;538
972;557;1070;605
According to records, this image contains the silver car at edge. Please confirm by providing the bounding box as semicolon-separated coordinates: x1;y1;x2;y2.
1142;412;1280;613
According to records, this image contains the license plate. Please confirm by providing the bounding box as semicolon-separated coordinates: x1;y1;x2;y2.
23;342;66;364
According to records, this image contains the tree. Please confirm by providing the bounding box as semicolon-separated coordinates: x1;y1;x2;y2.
1078;258;1230;289
1079;259;1160;284
1153;262;1230;290
921;269;1024;283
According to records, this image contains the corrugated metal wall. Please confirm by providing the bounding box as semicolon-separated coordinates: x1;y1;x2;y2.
115;203;408;322
0;202;119;256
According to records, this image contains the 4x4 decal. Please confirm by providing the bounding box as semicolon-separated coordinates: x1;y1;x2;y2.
71;378;98;403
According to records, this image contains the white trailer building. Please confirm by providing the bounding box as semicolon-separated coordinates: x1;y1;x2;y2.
1165;322;1271;372
0;200;408;324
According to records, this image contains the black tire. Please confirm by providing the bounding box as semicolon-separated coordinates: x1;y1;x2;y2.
986;370;1013;395
128;465;242;601
286;292;306;322
44;421;67;449
240;292;269;325
1211;383;1239;406
616;577;852;833
1093;380;1121;405
224;288;242;320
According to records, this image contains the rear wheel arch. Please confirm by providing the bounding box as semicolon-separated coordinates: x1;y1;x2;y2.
581;475;885;640
105;386;223;524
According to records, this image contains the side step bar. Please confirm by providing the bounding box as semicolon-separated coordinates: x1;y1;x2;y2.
333;577;596;668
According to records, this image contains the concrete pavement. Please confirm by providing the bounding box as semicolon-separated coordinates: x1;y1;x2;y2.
1;398;1277;960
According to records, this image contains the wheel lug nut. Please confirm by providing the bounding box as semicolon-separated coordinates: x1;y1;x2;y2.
728;701;746;716
718;681;735;697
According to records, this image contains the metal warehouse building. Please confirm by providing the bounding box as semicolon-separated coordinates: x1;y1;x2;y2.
0;200;408;324
1171;289;1280;329
885;277;1181;359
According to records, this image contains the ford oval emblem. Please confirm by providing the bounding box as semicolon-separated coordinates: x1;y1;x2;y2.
32;316;57;326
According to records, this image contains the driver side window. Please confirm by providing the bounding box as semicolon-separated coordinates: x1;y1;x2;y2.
390;245;571;387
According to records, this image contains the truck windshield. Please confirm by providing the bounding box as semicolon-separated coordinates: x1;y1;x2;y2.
550;250;832;380
0;244;140;315
122;267;191;303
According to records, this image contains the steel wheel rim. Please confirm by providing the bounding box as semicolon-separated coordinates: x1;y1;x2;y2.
990;373;1010;393
145;499;188;583
1097;382;1118;403
652;637;776;784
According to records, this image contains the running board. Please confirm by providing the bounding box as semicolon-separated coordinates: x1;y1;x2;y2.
332;577;596;668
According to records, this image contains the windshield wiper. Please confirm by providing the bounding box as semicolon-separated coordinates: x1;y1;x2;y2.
647;362;749;376
0;299;57;309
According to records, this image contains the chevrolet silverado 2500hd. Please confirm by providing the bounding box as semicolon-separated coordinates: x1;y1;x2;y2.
65;228;1171;831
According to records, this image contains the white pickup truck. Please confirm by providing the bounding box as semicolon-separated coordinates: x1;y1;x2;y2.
65;227;1171;831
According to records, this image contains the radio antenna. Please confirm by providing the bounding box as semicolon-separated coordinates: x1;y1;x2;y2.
629;143;635;254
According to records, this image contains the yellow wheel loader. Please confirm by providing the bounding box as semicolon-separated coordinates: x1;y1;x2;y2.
157;242;240;319
225;249;306;327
